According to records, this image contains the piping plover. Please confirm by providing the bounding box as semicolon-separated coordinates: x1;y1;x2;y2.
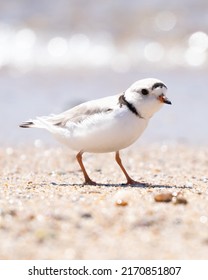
20;78;171;185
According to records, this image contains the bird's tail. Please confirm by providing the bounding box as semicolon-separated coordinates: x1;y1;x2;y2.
19;121;35;128
19;116;55;130
19;116;64;134
20;118;49;129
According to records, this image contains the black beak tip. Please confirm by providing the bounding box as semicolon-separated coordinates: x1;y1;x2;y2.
165;100;172;105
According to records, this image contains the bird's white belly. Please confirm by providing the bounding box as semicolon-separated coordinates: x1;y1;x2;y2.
55;109;148;153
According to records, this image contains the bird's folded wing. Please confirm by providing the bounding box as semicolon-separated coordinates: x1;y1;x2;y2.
45;94;121;127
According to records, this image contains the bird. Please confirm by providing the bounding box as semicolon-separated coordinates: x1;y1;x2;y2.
20;78;171;185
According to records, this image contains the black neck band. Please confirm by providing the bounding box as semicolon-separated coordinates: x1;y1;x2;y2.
118;94;143;118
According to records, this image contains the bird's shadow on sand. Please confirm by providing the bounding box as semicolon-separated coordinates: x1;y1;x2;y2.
50;182;189;189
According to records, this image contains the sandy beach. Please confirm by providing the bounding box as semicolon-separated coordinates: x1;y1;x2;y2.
0;144;207;260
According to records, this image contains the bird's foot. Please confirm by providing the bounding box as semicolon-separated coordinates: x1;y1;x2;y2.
126;178;143;186
83;179;97;186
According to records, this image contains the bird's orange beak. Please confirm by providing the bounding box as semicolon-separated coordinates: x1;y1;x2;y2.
158;94;172;105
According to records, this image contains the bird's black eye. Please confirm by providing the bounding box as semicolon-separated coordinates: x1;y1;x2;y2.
141;89;149;95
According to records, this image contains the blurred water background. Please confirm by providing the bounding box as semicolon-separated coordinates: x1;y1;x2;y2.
0;0;207;146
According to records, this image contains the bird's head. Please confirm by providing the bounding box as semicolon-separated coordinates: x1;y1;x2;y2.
124;78;171;119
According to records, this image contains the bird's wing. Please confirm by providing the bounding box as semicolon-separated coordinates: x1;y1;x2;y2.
42;94;121;127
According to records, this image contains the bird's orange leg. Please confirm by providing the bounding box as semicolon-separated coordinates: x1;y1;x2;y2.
76;151;97;185
115;151;140;185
